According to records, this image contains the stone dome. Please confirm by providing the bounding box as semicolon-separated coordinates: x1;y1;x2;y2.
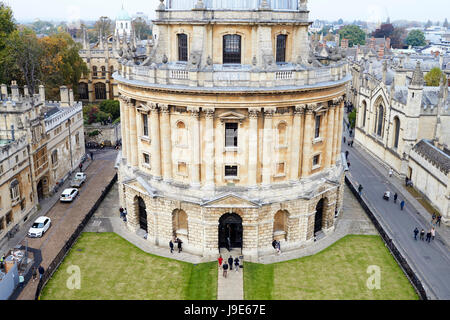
116;6;131;21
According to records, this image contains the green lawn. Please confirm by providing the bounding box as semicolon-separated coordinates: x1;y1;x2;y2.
244;235;418;300
40;233;217;300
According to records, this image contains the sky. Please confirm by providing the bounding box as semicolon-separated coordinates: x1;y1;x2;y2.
4;0;449;23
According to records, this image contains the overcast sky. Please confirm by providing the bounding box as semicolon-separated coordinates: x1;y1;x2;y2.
4;0;449;23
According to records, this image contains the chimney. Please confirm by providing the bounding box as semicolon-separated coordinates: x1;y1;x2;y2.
11;81;19;102
23;85;29;97
39;85;45;103
385;37;391;49
440;53;444;69
1;84;7;100
60;86;70;107
69;88;74;105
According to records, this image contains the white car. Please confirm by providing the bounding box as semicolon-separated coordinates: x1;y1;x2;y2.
60;188;79;202
28;216;51;238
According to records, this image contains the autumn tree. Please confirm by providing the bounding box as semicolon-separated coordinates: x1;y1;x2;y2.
424;68;446;86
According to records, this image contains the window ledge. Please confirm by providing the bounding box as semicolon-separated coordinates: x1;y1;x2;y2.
142;163;151;169
224;147;239;153
273;230;286;236
224;176;239;181
140;136;151;143
312;137;324;144
312;164;321;171
276;145;288;150
273;174;286;178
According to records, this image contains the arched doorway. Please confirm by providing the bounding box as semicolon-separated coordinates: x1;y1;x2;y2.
136;197;147;233
218;213;243;251
37;177;48;201
314;199;325;235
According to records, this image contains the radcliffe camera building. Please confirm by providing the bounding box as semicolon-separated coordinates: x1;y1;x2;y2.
115;0;349;259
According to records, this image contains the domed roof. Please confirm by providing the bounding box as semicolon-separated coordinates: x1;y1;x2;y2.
117;6;131;21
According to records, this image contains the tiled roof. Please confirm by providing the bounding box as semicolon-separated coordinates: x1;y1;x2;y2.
412;140;450;174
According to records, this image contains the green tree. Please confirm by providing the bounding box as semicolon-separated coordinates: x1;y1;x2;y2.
0;2;16;84
338;25;366;47
405;29;426;47
348;109;356;129
99;100;120;120
424;68;446;86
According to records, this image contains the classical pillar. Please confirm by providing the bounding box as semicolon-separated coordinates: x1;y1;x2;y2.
289;105;304;182
336;99;344;157
248;108;260;188
189;106;201;188
129;103;138;167
119;97;128;161
262;107;275;187
325;103;336;169
204;108;215;189
150;103;162;179
331;100;339;166
160;104;172;182
301;104;315;178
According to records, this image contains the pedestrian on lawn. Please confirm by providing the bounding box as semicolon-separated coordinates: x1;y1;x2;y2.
413;227;419;240
431;227;435;241
426;231;432;243
218;255;223;267
358;184;363;196
177;238;183;253
420;229;425;241
38;265;44;280
169;240;174;254
394;193;398;203
222;263;228;278
400;200;405;211
234;257;240;272
228;256;233;271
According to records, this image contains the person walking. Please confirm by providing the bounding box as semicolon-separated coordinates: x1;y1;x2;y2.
420;229;425;241
122;208;127;222
0;254;4;270
413;227;419;240
437;215;441;227
38;265;45;280
400;200;405;211
276;241;281;255
272;240;277;252
393;193;398;203
119;207;124;219
426;230;432;243
177;238;183;253
234;257;240;272
222;262;228;278
350;140;354;147
228;256;233;271
79;162;83;172
90;151;94;160
345;150;349;159
358;184;363;196
169;240;174;254
389;168;393;177
431;227;436;241
218;255;223;267
19;274;24;288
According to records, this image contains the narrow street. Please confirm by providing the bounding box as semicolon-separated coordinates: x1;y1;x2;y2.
343;120;450;299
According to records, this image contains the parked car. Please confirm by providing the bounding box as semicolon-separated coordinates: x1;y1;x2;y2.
28;216;51;238
71;173;87;188
60;188;79;202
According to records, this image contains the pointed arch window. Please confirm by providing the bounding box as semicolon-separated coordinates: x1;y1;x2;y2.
376;105;384;137
393;117;400;149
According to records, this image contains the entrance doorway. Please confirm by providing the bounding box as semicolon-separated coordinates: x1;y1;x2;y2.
37;177;47;201
218;213;243;251
314;199;324;235
137;197;147;233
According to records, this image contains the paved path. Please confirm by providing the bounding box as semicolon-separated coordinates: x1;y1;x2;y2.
343;117;450;300
217;250;244;300
15;149;118;300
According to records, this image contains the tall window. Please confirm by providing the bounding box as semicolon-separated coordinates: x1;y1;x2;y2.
225;123;238;147
276;34;287;63
361;101;367;127
78;83;88;100
142;114;149;136
376;105;384;137
10;179;20;201
51;150;58;165
101;66;106;77
314;115;321;139
178;34;188;62
393;117;400;149
93;66;98;77
223;35;241;64
95;83;106;100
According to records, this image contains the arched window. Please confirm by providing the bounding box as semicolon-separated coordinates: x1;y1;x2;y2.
78;82;88;100
276;34;287;63
376;105;384;137
94;82;106;100
361;101;367;128
10;179;20;201
177;34;188;62
277;122;287;146
101;66;106;77
92;66;98;77
393;117;400;149
273;210;288;241
172;209;188;240
223;34;241;64
176;121;187;146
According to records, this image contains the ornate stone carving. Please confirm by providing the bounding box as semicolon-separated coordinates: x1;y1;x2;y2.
149;102;159;113
294;104;306;115
248;108;260;119
264;107;276;118
305;104;316;113
203;107;215;118
187;106;200;117
160;104;170;113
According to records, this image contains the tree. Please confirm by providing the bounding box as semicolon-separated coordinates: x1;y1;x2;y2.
424;68;446;86
390;27;408;48
338;25;366;47
132;17;152;40
99;100;120;120
93;16;113;39
0;2;16;84
348;109;356;129
405;29;426;47
371;23;394;38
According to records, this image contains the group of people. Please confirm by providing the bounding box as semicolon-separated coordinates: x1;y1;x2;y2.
382;191;406;210
272;240;282;255
119;208;128;222
413;227;436;242
218;255;240;278
169;237;183;254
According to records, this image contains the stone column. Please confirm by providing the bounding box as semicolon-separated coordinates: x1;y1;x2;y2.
129;103;138;167
331;100;339;166
119;97;128;161
289;105;305;182
262;107;275;187
204;108;215;189
150;103;162;179
188;106;201;188
160;104;172;182
301;104;315;178
336;99;344;157
325;103;336;168
123;98;132;164
248;108;260;188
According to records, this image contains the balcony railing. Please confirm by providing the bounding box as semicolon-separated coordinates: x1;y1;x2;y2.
166;0;299;11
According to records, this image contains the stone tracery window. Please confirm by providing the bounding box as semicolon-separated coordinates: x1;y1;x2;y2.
393;116;400;149
375;105;384;137
10;179;20;201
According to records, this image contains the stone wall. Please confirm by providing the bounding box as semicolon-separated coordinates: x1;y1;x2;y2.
85;123;121;146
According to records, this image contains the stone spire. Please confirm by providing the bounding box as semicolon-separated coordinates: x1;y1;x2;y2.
410;61;424;88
